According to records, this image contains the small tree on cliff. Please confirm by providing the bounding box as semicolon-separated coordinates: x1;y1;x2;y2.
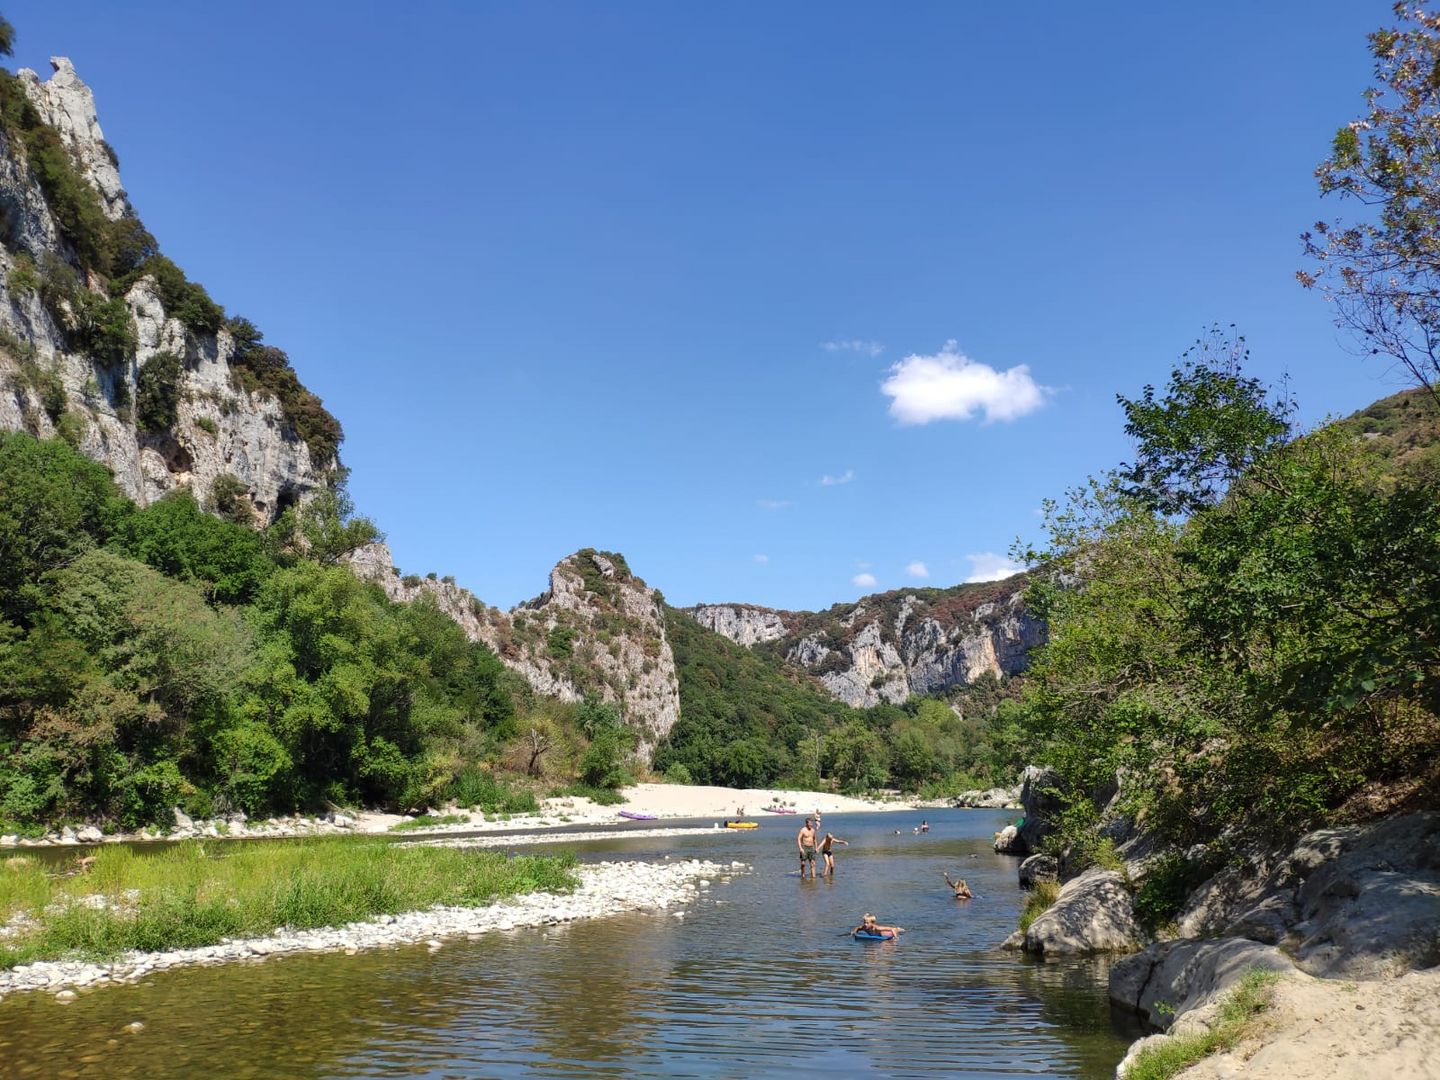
1300;2;1440;399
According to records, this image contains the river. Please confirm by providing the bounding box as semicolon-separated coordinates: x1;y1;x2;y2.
0;808;1137;1078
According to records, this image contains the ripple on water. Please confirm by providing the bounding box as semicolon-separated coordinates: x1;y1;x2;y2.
0;810;1136;1078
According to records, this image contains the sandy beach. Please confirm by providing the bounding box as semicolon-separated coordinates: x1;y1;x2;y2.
352;782;910;837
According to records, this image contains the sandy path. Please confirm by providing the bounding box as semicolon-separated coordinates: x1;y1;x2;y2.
1178;967;1440;1079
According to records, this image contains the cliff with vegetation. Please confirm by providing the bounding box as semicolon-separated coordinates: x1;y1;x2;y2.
691;579;1043;709
0;57;338;523
349;544;681;759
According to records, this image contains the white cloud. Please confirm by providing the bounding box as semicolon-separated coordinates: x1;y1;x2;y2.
964;553;1025;583
754;553;769;564
820;469;855;487
852;572;878;588
823;339;885;357
905;561;929;579
756;499;791;510
880;340;1051;425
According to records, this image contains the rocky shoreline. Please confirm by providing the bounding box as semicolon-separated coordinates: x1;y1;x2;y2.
0;857;738;1003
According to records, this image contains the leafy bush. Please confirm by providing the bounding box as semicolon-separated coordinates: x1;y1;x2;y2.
204;473;252;526
1017;880;1060;934
70;292;136;365
114;255;223;337
114;758;184;829
211;723;292;815
135;351;182;433
663;762;693;785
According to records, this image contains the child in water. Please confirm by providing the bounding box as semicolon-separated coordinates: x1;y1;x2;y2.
944;872;974;899
853;913;904;937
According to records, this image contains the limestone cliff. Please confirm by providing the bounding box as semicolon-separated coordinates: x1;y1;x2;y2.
350;545;680;760
0;58;330;520
687;577;1044;708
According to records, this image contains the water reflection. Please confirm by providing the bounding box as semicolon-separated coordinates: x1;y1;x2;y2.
0;810;1132;1078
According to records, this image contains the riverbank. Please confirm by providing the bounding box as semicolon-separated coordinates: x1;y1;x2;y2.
1128;967;1440;1079
0;854;735;1001
0;782;914;850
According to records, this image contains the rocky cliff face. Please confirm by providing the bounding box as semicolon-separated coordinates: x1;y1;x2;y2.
688;604;790;647
350;545;680;760
689;578;1044;708
0;58;327;520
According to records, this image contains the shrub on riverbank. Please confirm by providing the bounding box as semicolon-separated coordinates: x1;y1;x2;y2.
1124;970;1279;1080
0;837;576;969
1016;880;1060;934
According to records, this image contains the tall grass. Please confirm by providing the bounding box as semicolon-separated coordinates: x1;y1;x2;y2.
1017;879;1061;933
1125;969;1280;1080
0;838;576;969
446;768;540;814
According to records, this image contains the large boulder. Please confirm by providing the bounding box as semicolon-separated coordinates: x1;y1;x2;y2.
1018;853;1059;889
993;823;1025;854
1003;868;1145;955
1017;765;1062;853
1109;937;1297;1031
1179;812;1440;979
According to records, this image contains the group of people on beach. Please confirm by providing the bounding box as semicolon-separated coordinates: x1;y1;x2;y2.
793;814;974;938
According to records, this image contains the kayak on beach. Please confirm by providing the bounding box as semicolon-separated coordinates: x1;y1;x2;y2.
723;821;758;829
762;806;796;814
618;810;657;821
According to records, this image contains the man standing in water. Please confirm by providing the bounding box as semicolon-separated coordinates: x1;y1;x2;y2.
797;817;819;879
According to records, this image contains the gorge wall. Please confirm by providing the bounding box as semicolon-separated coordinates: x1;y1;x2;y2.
687;578;1044;708
0;59;329;521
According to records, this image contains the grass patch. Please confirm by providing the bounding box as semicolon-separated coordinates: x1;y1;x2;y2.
1126;969;1280;1080
389;813;470;832
548;783;625;806
0;836;576;970
1017;879;1061;933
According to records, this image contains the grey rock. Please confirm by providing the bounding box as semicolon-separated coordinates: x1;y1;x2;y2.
1007;868;1145;956
172;807;193;830
1179;811;1440;979
993;824;1024;854
688;604;788;647
953;786;1021;809
76;825;103;844
1109;937;1296;1030
1018;853;1059;889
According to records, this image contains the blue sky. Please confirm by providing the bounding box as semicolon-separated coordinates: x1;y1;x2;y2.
9;1;1402;610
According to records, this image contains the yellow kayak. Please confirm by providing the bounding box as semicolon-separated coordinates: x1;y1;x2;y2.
724;821;758;829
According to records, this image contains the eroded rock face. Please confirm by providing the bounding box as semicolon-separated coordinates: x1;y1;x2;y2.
687;604;788;647
697;579;1045;708
0;59;326;519
1179;811;1440;979
349;546;680;762
1003;868;1145;956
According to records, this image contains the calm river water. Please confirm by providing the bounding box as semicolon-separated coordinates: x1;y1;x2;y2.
0;809;1136;1078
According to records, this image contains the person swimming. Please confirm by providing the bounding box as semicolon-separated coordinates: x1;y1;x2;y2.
853;913;904;937
944;872;974;899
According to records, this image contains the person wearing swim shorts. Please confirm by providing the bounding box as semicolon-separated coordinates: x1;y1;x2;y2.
819;832;848;876
797;817;818;879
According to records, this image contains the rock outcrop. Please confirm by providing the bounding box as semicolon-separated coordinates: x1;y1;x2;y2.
1177;811;1440;979
0;59;328;519
690;576;1045;708
1002;868;1145;956
1109;937;1297;1031
350;545;680;760
953;785;1020;809
687;604;789;647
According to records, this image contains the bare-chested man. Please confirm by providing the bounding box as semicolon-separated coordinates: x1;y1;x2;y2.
797;817;819;879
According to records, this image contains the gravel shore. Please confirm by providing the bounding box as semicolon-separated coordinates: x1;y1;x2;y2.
0;857;739;1002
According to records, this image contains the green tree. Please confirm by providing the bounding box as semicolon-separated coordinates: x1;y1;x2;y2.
0;432;126;621
1116;326;1293;516
824;721;889;792
1300;3;1440;398
135;350;183;433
